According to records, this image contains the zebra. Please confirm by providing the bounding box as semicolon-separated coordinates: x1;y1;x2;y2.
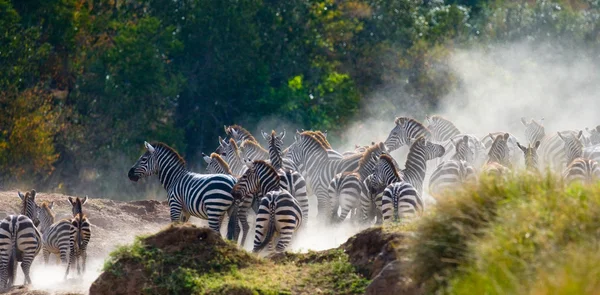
516;141;541;173
480;132;521;167
217;137;247;175
253;189;302;254
381;182;422;223
426;115;461;142
225;124;257;144
66;197;91;275
36;202;75;278
585;126;600;146
398;136;445;196
384;117;431;152
230;160;306;248
436;134;487;170
0;214;41;289
287;131;364;222
328;142;387;223
520;117;580;171
128;141;237;234
557;131;600;185
17;190;39;226
362;154;403;223
429;136;478;199
481;133;511;176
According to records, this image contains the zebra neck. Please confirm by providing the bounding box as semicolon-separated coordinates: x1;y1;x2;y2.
158;163;186;191
270;149;283;171
403;151;426;193
39;217;54;234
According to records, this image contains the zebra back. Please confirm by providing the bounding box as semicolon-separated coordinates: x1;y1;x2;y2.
451;135;474;163
517;141;540;172
487;133;511;167
204;153;234;175
426;115;461;142
0;214;42;288
558;130;584;166
521;117;546;144
382;182;422;223
253;189;302;254
563;158;600;185
384;117;431;152
240;140;269;161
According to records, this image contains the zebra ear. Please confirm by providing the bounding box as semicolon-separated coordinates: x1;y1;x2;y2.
280;129;286;139
450;138;457;147
82;195;88;205
224;125;229;134
261;130;269;141
503;133;510;140
577;130;583;139
534;141;541;149
520;117;528;126
144;141;155;153
17;191;25;200
219;136;227;147
231;129;239;138
323;130;328;138
48;201;54;210
517;142;526;153
557;132;565;141
203;153;212;164
68;196;74;206
596;125;600;133
30;189;36;201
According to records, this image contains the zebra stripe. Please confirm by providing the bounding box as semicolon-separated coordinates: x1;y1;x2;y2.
287;131;363;222
0;215;41;289
204;153;234;175
262;130;286;170
225;125;257;143
66;213;91;277
218;137;247;175
481;133;511;176
381;182;422;223
253;189;302;254
129;141;237;234
384;117;431;152
37;202;77;279
563;158;600;185
585;126;600;146
557;131;584;166
426;115;461;142
480;132;520;167
400;136;445;196
17;190;39;227
362;154;403;223
521;117;578;170
517;141;541;173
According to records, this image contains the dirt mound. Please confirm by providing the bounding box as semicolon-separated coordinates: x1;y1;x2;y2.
90;223;258;295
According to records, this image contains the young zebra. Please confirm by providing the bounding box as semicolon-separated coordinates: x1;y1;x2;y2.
521;117;580;171
517;141;541;174
66;197;91;275
17;190;39;226
481;133;512;176
128;141;237;234
381;182;422;223
36;202;75;278
558;131;600;185
0;214;42;289
384;117;431;152
328;142;387;224
429;136;478;199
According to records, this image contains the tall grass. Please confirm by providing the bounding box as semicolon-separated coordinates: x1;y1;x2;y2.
409;172;600;294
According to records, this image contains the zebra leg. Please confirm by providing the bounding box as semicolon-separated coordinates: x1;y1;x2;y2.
43;248;50;265
381;190;393;224
20;252;36;285
65;231;75;279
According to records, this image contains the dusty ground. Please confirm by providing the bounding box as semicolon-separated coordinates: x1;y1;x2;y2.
0;190;172;295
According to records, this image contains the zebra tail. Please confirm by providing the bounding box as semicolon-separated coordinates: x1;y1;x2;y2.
7;237;16;287
254;212;275;253
226;204;239;241
393;197;399;222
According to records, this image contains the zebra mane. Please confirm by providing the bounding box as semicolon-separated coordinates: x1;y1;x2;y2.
241;139;267;153
74;197;85;217
20;191;35;215
226;125;257;142
394;117;425;128
379;154;401;180
246;160;281;185
210;153;232;175
228;138;242;156
430;115;460;130
300;131;332;150
358;142;386;171
151;142;186;166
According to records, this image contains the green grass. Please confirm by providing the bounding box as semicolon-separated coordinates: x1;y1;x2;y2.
408;172;600;294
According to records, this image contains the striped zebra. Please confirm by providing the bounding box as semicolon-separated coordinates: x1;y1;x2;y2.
429;136;478;198
0;214;41;289
231;160;307;248
384;117;431;152
253;189;302;254
287;131;364;222
516;141;541;173
481;133;511;176
557;131;600;185
381;182;422;223
399;136;445;196
225;124;257;144
521;117;579;171
585;126;600;146
426;115;461;142
36;202;74;277
66;197;91;275
17;190;39;226
437;134;487;170
217;137;247;175
362;154;403;223
480;132;521;167
128;141;237;234
328;142;387;223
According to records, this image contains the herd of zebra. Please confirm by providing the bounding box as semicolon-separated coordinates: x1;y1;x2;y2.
127;115;600;256
0;191;91;291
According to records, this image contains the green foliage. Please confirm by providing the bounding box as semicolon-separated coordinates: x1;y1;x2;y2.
409;172;600;294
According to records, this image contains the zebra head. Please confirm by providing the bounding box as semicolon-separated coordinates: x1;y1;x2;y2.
517;141;540;171
557;130;584;165
372;153;401;188
384;117;431;152
426;115;461;142
451;135;475;163
521;117;545;144
231;159;280;202
68;195;88;216
128;141;159;182
18;189;40;226
203;152;232;175
488;133;511;167
410;136;446;161
585;125;600;145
